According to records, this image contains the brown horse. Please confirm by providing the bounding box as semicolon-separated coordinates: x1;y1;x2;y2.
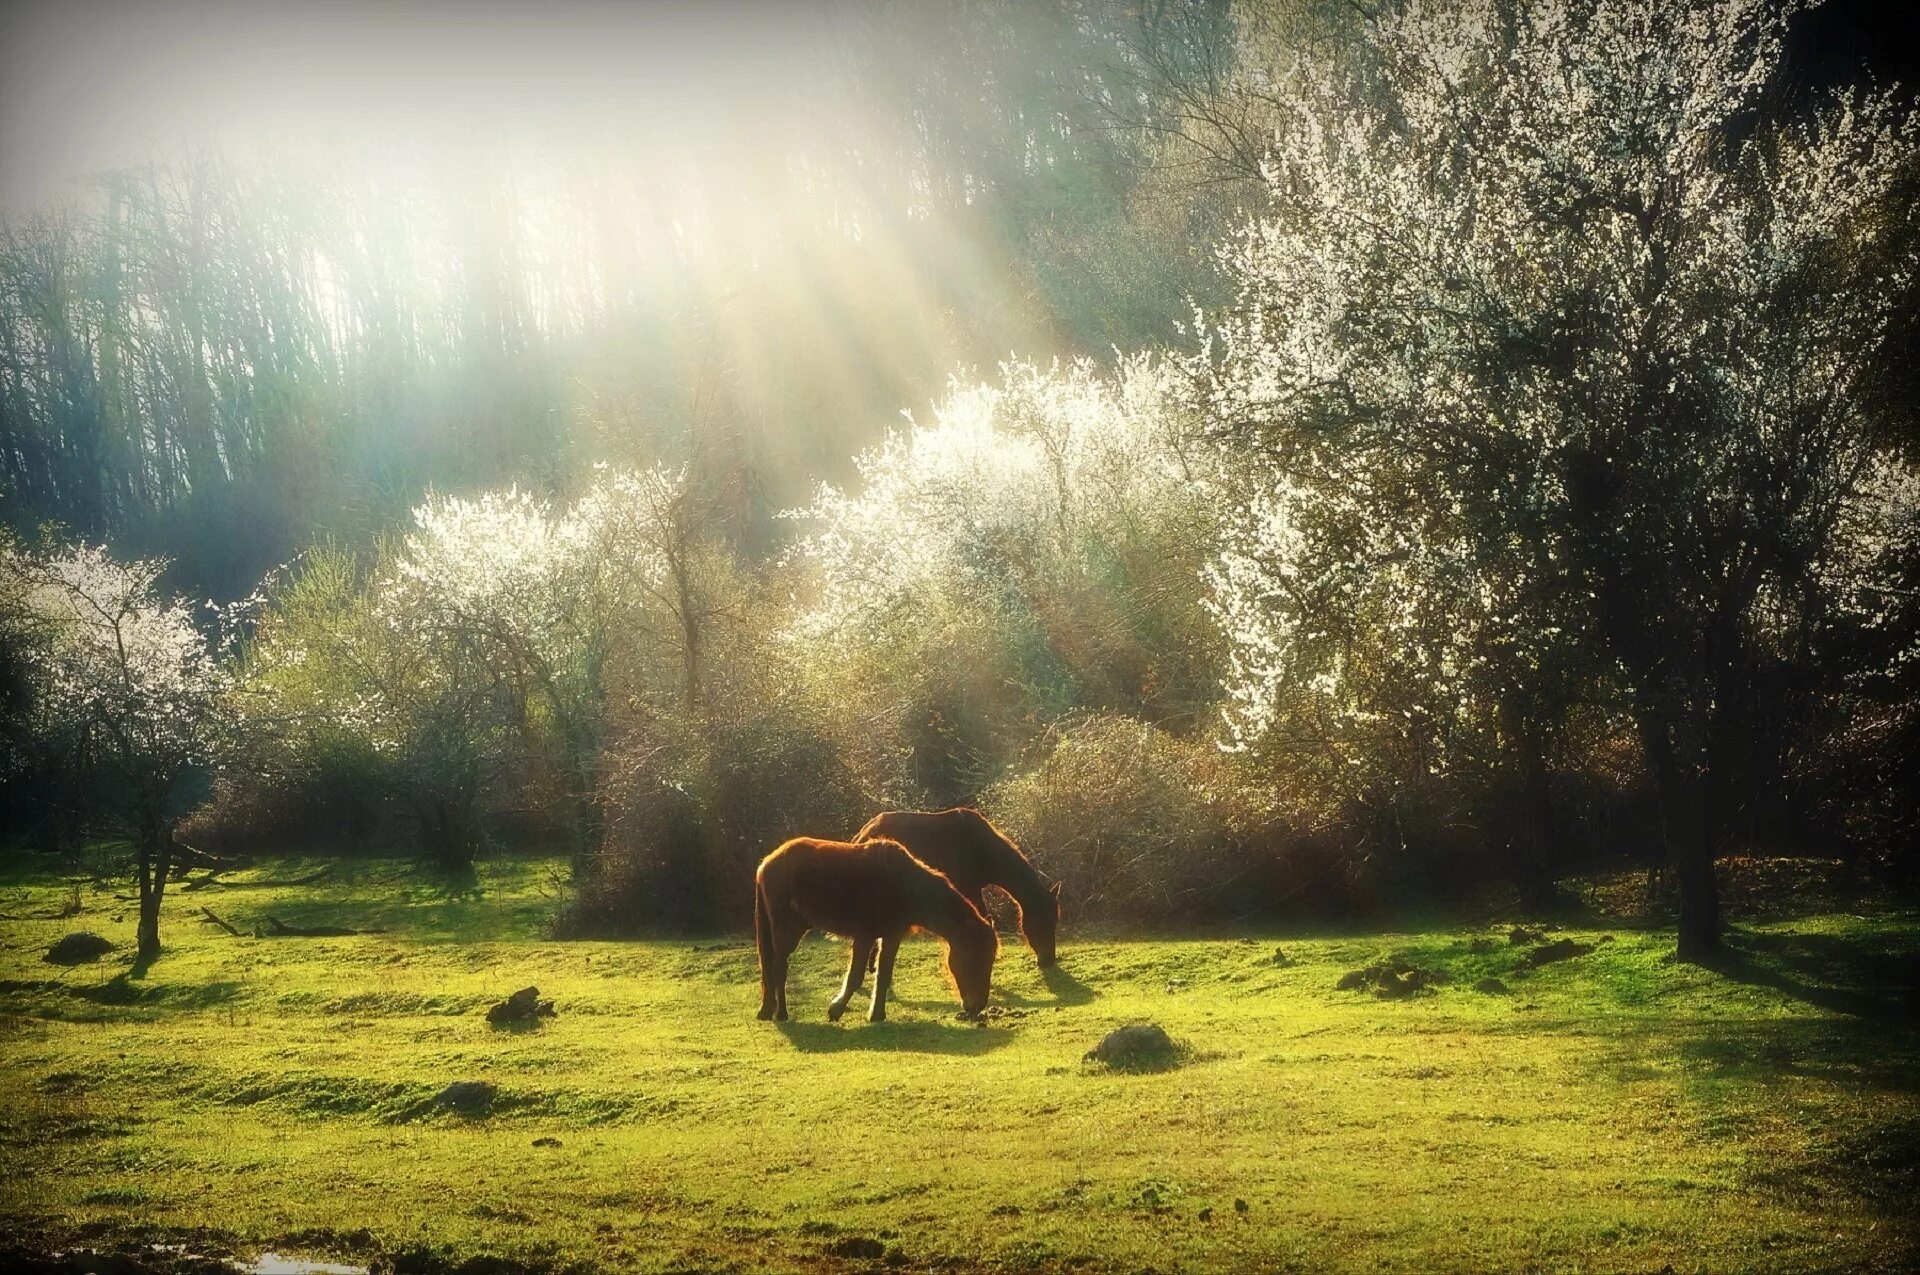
753;836;998;1023
855;808;1061;967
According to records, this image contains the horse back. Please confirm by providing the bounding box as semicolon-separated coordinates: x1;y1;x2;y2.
855;808;1023;896
758;836;947;939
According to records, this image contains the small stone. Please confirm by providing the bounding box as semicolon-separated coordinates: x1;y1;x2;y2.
1473;977;1510;995
1234;1198;1250;1214
531;1136;562;1147
1197;1206;1214;1222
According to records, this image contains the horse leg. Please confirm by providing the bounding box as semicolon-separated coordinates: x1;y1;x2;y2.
754;885;778;1020
763;904;804;1022
829;936;874;1022
868;932;903;1023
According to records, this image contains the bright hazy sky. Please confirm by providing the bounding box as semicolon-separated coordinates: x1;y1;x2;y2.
0;0;839;210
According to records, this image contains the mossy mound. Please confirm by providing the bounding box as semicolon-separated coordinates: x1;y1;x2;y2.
44;933;114;966
1085;1023;1182;1071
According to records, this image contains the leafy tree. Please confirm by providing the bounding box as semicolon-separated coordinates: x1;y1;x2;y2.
1197;0;1919;955
231;469;714;867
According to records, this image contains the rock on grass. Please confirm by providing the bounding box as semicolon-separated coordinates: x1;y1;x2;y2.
1085;1023;1182;1071
44;932;113;965
486;985;556;1025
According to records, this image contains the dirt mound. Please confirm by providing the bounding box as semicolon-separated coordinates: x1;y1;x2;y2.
1085;1023;1182;1071
1521;939;1596;967
823;1236;885;1260
428;1081;496;1117
1337;958;1448;998
44;932;114;965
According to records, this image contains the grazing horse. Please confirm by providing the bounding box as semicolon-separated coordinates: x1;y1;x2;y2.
753;836;998;1023
855;808;1061;967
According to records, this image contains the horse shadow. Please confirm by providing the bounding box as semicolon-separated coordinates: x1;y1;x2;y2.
775;1017;1014;1056
996;962;1097;1008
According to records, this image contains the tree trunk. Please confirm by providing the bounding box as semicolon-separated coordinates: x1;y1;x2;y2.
1637;712;1721;961
417;791;481;871
1498;693;1560;911
134;818;175;964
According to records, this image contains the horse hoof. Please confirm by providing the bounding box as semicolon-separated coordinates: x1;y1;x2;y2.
867;1012;886;1024
826;1003;845;1022
775;1009;789;1022
756;1006;774;1021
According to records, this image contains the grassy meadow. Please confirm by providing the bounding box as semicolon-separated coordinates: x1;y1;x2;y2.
2;848;1916;1274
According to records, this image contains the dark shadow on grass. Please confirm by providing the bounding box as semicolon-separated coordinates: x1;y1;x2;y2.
1671;1019;1920;1095
996;964;1097;1008
1706;929;1919;1025
69;974;244;1010
773;1018;1013;1055
420;863;483;902
487;1015;546;1035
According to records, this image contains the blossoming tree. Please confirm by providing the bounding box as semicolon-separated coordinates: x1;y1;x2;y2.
1197;0;1919;956
3;540;228;961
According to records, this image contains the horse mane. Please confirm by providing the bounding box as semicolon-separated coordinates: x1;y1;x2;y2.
869;836;997;939
949;807;1050;909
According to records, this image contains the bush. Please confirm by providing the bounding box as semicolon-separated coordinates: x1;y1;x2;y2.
556;611;884;936
984;713;1306;925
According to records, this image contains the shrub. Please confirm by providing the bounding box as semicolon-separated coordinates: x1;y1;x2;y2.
984;713;1298;925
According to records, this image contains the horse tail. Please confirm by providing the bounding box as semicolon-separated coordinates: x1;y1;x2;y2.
753;875;772;985
755;880;771;956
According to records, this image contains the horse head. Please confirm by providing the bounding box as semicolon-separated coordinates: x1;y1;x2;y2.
946;908;999;1018
1026;878;1063;967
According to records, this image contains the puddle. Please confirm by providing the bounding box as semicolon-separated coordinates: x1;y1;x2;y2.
44;1250;368;1275
244;1256;369;1275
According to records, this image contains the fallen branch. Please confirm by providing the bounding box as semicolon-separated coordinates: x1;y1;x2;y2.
172;842;251;873
216;867;333;889
198;907;242;936
258;913;387;937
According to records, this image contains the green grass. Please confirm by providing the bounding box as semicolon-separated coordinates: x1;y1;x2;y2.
2;846;1916;1273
